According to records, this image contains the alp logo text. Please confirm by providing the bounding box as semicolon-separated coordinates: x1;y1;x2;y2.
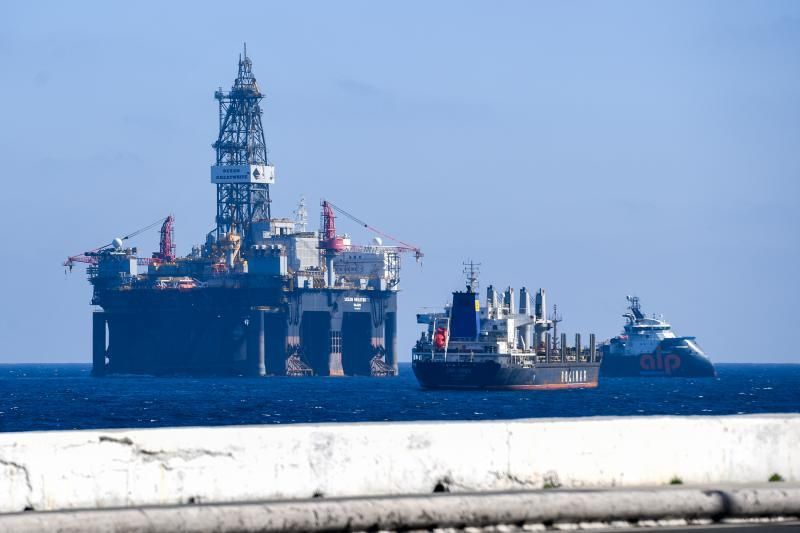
640;351;681;375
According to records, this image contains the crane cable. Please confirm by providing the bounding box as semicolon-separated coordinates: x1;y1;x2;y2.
120;216;168;242
66;216;169;265
326;201;422;254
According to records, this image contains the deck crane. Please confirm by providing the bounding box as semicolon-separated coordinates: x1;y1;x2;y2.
63;215;175;272
319;200;422;288
320;200;423;262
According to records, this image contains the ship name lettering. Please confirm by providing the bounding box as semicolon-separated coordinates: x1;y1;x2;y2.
561;369;588;383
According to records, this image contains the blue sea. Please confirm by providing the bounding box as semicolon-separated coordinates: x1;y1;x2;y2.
0;363;798;433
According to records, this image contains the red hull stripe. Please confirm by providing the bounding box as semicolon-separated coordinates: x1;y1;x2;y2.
424;382;599;391
486;383;599;390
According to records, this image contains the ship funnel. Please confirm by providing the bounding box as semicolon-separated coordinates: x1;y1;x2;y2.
518;287;530;315
534;288;547;349
535;289;546;321
486;285;498;317
518;287;532;350
450;290;480;341
504;287;515;317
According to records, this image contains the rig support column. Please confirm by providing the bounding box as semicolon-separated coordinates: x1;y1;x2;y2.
590;333;596;362
257;311;266;376
247;309;267;376
92;312;107;377
286;299;301;375
372;323;385;355
370;298;386;364
575;333;581;361
329;313;344;377
561;333;567;363
385;312;398;373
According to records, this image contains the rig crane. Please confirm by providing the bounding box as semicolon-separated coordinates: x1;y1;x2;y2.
64;216;176;271
319;200;423;288
319;200;423;261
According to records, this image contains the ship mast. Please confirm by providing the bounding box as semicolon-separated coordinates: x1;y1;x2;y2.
551;304;562;351
463;260;481;293
293;196;308;233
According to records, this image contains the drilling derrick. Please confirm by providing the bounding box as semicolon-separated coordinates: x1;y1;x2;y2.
211;44;274;248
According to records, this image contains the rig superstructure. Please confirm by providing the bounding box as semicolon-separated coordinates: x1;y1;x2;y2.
66;47;421;377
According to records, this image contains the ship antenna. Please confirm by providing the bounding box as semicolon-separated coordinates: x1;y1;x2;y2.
293;196;308;233
628;295;644;320
551;304;563;348
552;304;563;324
462;260;481;293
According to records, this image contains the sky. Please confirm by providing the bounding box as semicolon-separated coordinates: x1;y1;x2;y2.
0;1;798;364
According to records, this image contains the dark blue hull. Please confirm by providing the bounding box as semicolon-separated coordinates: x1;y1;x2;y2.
412;359;600;390
600;351;716;377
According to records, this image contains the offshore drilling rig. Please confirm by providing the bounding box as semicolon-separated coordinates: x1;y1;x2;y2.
65;47;422;377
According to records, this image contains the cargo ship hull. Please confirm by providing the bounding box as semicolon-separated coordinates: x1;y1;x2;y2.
412;359;600;390
600;351;716;378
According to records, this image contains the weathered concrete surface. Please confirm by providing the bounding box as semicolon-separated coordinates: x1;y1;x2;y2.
1;485;798;532
0;414;797;514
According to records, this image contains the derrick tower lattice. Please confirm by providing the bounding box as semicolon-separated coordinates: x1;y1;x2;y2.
211;44;274;247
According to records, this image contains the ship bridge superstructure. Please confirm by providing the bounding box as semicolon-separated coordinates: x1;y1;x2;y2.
619;295;678;354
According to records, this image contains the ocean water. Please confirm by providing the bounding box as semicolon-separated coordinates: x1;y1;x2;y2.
0;363;798;433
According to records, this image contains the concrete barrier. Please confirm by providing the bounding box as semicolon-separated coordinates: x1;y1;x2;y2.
0;414;797;514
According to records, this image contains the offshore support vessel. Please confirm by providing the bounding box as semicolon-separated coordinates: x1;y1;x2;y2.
412;264;601;390
64;47;421;378
599;296;715;377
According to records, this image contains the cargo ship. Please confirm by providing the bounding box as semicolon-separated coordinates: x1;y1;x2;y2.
65;47;421;377
599;296;715;377
412;264;600;390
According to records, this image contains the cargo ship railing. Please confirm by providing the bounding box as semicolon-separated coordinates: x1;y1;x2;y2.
536;332;599;364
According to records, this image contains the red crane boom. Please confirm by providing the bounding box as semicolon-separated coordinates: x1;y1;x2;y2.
63;215;174;271
153;215;176;262
322;200;423;261
319;201;345;252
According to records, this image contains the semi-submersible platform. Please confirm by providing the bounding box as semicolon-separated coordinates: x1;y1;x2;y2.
65;48;422;377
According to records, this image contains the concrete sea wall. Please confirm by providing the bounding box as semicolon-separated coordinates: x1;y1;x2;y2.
0;414;797;515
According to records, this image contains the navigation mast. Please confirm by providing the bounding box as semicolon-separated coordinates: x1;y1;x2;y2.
463;260;481;293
